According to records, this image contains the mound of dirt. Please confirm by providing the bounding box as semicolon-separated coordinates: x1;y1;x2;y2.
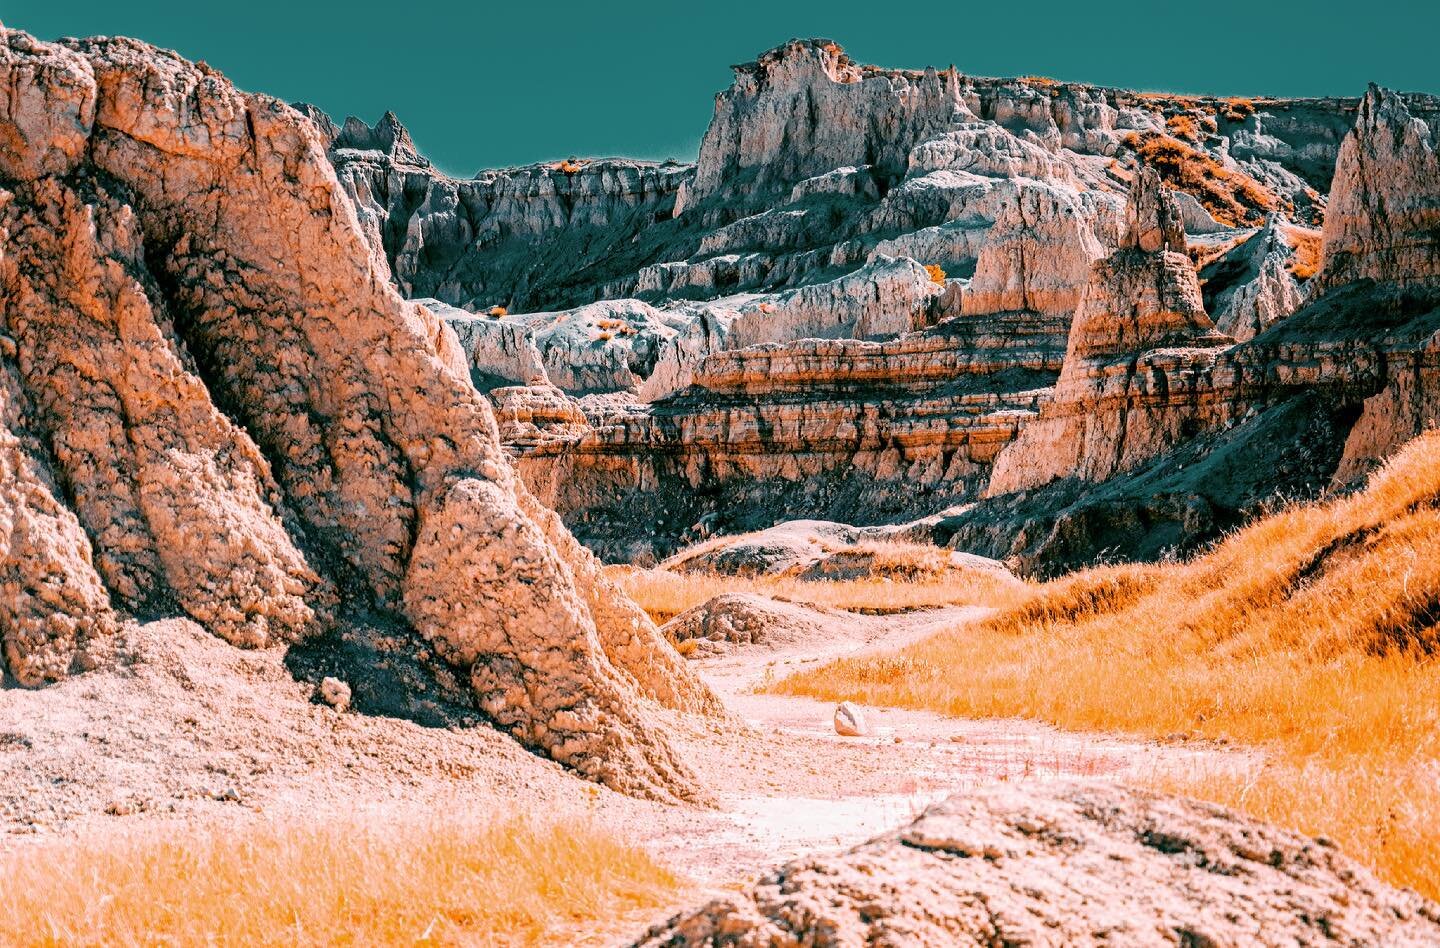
0;618;573;833
664;520;1010;582
637;781;1440;946
661;594;848;657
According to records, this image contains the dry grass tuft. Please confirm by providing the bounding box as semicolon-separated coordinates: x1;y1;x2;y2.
924;264;947;285
773;430;1440;898
487;305;508;318
555;158;585;174
1282;224;1323;280
1165;113;1202;142
0;813;682;946
1125;132;1278;227
1221;98;1256;122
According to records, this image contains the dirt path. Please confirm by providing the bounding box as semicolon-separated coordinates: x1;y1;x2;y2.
620;602;1252;924
0;606;1250;946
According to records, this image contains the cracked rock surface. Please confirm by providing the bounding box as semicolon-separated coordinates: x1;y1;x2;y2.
0;27;718;800
637;782;1440;947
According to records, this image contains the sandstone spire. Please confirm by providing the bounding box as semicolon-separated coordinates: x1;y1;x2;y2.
1315;84;1440;293
1121;165;1187;254
985;167;1225;494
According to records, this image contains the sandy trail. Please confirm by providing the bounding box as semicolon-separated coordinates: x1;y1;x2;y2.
628;603;1250;897
0;605;1249;945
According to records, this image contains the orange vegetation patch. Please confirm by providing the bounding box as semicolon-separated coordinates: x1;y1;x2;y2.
772;430;1440;898
1165;113;1201;142
0;813;684;946
487;305;508;318
1221;97;1256;122
555;158;586;174
924;264;947;285
1124;132;1278;227
1282;224;1323;280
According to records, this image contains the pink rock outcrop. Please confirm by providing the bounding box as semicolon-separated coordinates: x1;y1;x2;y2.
1316;84;1440;294
0;28;718;800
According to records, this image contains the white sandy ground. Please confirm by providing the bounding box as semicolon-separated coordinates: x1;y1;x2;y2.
0;606;1252;945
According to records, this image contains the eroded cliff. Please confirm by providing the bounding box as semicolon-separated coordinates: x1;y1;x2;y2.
0;27;720;801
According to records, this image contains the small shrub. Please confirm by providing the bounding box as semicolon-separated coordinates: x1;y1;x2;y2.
1284;225;1323;280
757;302;777;314
1166;113;1201;142
596;331;613;341
1124;131;1277;227
487;305;508;318
924;264;946;285
555;158;585;174
1222;98;1256;122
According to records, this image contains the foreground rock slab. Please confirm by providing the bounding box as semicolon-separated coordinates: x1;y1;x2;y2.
637;782;1440;946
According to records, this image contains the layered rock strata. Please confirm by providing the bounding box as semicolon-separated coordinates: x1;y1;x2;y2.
510;310;1067;561
307;40;1432;570
953;85;1440;572
329;38;1377;325
0;28;719;800
986;168;1231;493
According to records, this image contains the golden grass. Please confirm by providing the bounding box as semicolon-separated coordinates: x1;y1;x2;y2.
772;430;1440;898
924;264;947;285
0;813;683;947
1283;223;1323;280
609;539;1028;626
1147;756;1440;897
1125;131;1278;227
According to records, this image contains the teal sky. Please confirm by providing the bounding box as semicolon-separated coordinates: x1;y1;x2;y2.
6;1;1437;177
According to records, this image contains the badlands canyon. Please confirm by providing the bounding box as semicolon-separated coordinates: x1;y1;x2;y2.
3;23;1440;946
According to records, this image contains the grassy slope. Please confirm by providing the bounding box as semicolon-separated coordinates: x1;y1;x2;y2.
771;430;1440;898
0;813;681;946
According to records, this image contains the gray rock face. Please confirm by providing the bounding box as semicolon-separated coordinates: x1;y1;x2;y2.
637;782;1440;946
1209;217;1308;342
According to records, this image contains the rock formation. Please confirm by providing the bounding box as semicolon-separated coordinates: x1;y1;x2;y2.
950;84;1440;573
1207;216;1309;342
1316;84;1440;294
986;168;1230;493
510;309;1066;561
638;782;1440;946
661;593;842;656
318;40;1410;566
0;27;720;800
